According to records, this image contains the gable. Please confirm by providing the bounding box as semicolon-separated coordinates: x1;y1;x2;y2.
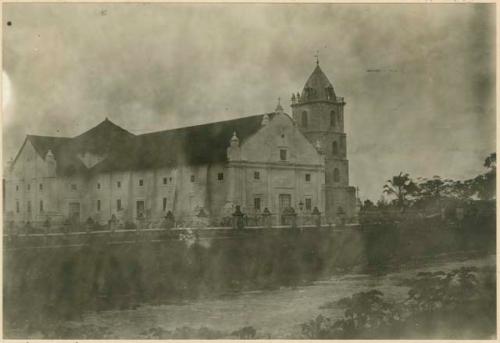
240;113;323;165
10;138;47;178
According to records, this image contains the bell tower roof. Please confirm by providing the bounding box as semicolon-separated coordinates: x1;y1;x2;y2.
300;64;337;102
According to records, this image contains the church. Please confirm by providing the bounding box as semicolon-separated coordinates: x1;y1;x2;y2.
4;62;358;227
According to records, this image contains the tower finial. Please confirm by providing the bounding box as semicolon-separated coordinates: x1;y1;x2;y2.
315;50;319;65
275;97;284;113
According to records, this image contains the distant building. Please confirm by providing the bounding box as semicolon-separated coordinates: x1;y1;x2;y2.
4;62;357;226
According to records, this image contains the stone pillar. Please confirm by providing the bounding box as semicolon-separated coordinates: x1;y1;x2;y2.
232;205;245;230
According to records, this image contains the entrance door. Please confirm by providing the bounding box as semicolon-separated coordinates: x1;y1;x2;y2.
136;200;145;219
278;194;291;224
69;202;80;223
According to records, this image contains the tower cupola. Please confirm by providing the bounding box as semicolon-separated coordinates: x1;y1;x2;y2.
299;64;336;103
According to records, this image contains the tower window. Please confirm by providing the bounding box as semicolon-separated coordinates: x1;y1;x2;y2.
97;182;101;190
305;173;311;182
71;184;77;191
27;184;30;191
334;168;340;182
117;181;121;188
163;197;167;211
117;199;122;211
27;201;31;213
301;111;308;127
97;199;101;211
39;183;43;191
16;185;18;191
254;171;260;180
330;111;336;127
16;201;19;213
218;173;224;181
163;177;167;185
139;179;144;186
332;141;339;155
191;175;195;182
280;149;287;161
40;200;44;212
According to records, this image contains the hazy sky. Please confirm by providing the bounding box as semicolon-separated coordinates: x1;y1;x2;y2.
3;3;496;201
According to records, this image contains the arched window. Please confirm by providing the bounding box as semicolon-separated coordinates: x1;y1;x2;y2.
301;111;308;127
333;168;340;182
332;141;338;155
330;111;336;127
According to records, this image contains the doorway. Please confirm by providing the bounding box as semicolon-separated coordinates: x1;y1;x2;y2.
136;200;145;219
278;194;291;224
68;202;80;224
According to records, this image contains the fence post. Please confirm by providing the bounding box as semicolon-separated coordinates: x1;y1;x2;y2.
232;206;245;230
43;218;51;246
262;208;272;228
312;207;321;228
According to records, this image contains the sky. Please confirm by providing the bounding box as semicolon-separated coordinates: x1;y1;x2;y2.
2;3;496;201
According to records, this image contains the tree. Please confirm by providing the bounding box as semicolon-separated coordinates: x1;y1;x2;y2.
383;172;419;210
361;199;376;211
484;152;496;170
417;176;454;199
469;153;496;200
448;179;475;201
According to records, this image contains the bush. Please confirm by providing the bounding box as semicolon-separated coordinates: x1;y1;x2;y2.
302;266;496;339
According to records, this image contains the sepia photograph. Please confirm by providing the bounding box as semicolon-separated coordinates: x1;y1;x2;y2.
2;2;496;339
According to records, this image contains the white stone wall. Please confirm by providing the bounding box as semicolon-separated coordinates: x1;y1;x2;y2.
6;114;330;226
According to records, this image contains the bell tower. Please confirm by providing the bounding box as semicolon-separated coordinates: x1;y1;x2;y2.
291;59;356;222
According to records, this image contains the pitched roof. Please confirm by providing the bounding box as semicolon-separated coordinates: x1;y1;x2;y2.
92;113;277;172
15;112;279;176
23;135;88;176
300;64;337;102
72;118;136;155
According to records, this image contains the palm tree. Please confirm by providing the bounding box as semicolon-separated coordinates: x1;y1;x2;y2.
383;172;419;211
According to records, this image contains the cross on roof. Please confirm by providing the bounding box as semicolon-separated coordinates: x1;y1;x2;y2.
314;50;319;65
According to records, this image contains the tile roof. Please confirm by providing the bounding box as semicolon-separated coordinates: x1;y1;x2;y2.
16;112;278;176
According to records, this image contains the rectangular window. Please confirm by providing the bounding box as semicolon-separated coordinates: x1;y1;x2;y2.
254;171;260;180
16;201;19;213
16;185;19;191
71;184;77;191
139;179;144;186
305;198;312;211
27;201;31;213
163;197;167;211
39;183;43;191
97;200;101;211
27;184;30;191
117;181;121;188
117;199;122;211
218;172;224;181
163;177;167;185
305;174;311;182
40;200;44;212
190;175;195;182
169;177;173;182
136;200;145;218
280;149;287;161
97;182;101;189
254;198;261;211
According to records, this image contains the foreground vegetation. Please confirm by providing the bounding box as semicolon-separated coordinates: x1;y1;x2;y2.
301;265;496;339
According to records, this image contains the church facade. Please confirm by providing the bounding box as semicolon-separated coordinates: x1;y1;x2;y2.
4;63;357;227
